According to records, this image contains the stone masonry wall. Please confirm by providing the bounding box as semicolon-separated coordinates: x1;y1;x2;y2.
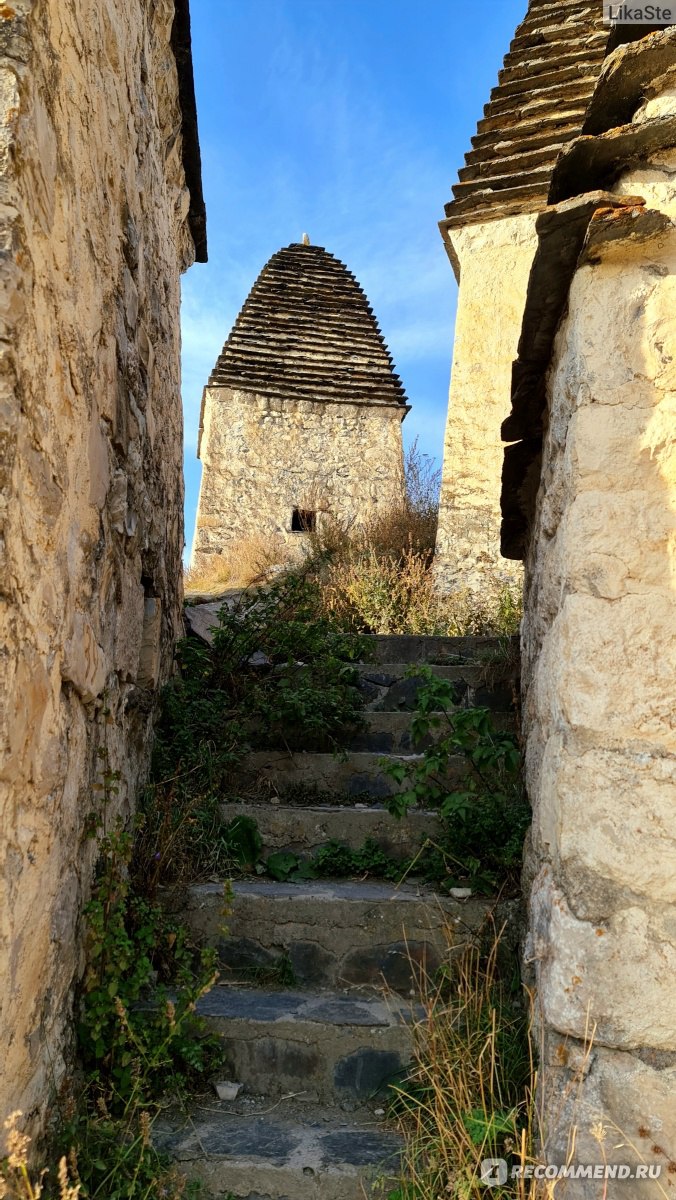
434;213;537;592
522;121;676;1191
0;0;195;1125
191;388;405;569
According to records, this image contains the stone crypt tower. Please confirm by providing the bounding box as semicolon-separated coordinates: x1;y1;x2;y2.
434;0;610;591
191;239;409;570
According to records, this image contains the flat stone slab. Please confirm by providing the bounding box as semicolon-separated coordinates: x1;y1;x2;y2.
198;985;417;1027
356;663;516;716
156;1106;402;1200
221;800;439;859
356;661;482;684
349;711;436;753
350;709;515;750
238;750;466;799
197;986;420;1103
187;879;491;992
365;634;511;664
184;600;227;643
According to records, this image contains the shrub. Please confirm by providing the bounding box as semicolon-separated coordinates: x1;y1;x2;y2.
384;671;529;894
207;567;367;751
137;565;367;893
302;441;521;637
80;826;221;1108
185;439;523;638
0;818;224;1200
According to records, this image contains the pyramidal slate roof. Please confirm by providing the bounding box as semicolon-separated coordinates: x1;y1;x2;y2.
207;242;409;409
444;0;609;228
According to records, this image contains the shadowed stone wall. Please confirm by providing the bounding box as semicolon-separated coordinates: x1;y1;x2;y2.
0;0;200;1126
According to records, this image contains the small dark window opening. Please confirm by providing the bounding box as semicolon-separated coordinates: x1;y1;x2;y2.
292;507;316;533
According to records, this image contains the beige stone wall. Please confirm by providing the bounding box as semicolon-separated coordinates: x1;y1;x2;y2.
0;0;194;1124
522;145;676;1187
191;387;406;570
434;213;537;592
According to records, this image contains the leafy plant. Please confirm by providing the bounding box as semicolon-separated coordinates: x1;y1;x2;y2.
139;565;367;893
26;821;226;1200
256;838;405;885
265;850;316;882
311;837;403;881
220;815;263;871
79;825;222;1109
56;1103;202;1200
384;671;529;893
207;566;367;751
152;635;243;791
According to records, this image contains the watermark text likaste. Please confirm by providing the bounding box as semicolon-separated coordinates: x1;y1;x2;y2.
604;3;676;21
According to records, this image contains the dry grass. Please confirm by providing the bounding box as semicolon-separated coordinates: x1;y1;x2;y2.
384;930;539;1199
307;442;522;637
0;1112;79;1200
312;438;439;567
383;926;671;1200
184;530;289;592
185;443;522;636
183;553;233;593
315;543;521;637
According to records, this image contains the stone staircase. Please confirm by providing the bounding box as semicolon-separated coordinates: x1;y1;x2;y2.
158;633;518;1199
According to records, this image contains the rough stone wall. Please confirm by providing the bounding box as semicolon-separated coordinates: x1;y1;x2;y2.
191;388;406;569
522;123;676;1191
0;0;195;1125
434;213;537;591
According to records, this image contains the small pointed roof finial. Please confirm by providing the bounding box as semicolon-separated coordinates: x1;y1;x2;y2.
302;232;310;245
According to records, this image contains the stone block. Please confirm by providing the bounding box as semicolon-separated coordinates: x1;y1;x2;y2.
60;613;108;704
156;1107;402;1200
197;985;415;1104
529;868;676;1052
188;879;490;994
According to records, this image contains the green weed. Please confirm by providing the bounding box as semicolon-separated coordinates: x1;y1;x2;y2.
384;672;529;893
136;566;368;894
79;825;222;1109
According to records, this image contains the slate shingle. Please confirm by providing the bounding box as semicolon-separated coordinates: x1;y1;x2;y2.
208;243;408;409
444;0;609;227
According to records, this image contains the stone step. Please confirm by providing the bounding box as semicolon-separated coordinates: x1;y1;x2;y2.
356;662;516;714
351;709;437;752
237;749;466;800
197;985;417;1104
363;633;515;664
350;709;515;751
186;879;490;992
156;1103;402;1199
221;799;439;860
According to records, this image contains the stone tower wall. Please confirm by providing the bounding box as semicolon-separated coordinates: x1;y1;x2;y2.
433;214;537;591
518;74;676;1188
0;0;197;1125
434;0;608;593
192;387;405;569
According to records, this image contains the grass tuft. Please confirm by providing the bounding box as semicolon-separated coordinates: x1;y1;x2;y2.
384;929;537;1200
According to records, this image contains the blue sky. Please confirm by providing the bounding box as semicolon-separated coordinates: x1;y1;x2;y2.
181;0;526;555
